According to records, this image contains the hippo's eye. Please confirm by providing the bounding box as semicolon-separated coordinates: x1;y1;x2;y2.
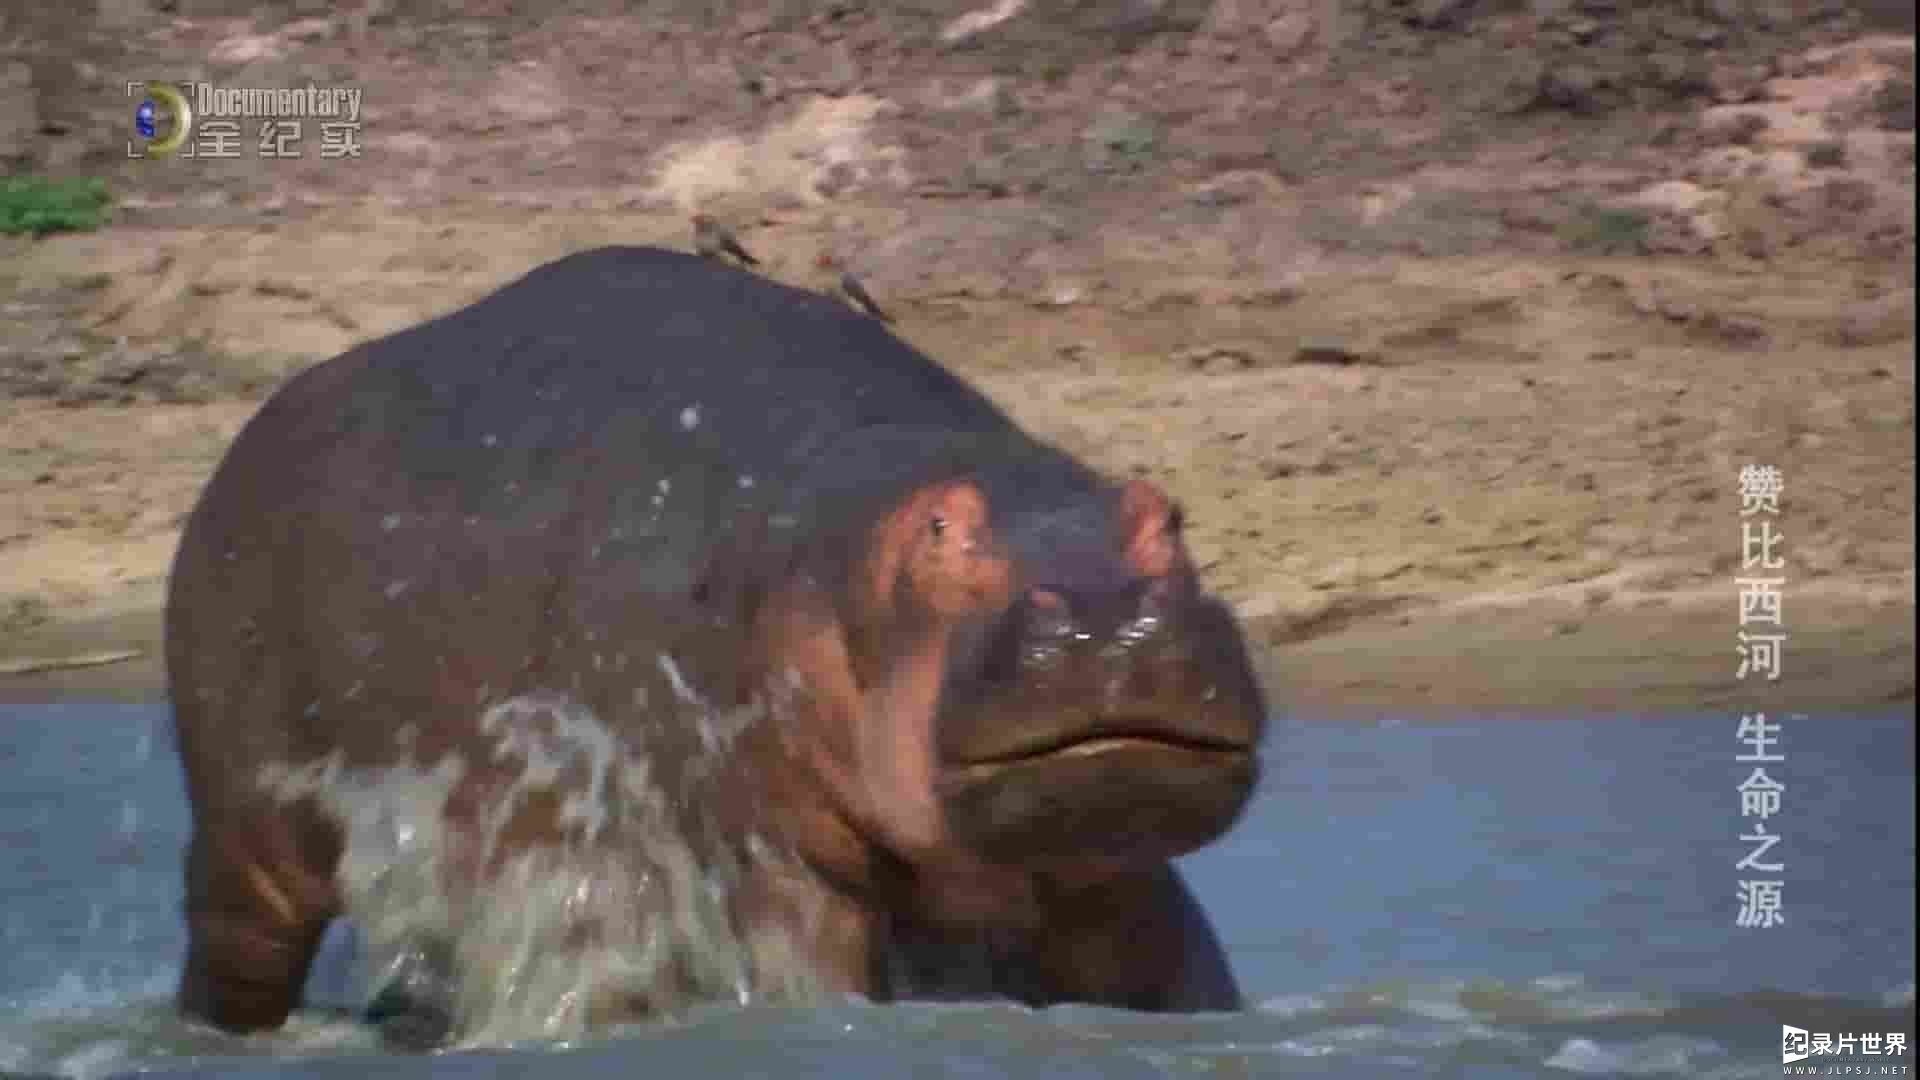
929;514;949;538
1167;504;1186;533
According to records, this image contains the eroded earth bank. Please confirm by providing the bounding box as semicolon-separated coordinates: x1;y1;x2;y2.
1;0;1913;712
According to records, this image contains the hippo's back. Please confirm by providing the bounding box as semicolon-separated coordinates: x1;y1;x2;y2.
299;245;1017;493
413;244;1010;440
166;246;1033;767
178;243;1034;612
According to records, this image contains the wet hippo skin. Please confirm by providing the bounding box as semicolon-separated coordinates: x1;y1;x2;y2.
165;246;1270;1036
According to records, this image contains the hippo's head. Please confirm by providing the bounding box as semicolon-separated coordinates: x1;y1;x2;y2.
723;427;1266;899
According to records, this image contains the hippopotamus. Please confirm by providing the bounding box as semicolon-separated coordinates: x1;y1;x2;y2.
165;245;1269;1038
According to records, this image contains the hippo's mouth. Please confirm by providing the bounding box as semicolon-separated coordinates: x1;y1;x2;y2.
941;714;1254;773
934;707;1261;862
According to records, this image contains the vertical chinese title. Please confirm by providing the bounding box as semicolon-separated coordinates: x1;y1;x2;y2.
1734;464;1786;930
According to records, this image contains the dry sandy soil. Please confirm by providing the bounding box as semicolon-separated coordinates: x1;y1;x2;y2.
1;1;1913;715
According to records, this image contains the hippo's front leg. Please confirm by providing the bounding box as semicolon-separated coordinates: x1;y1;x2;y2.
176;810;344;1032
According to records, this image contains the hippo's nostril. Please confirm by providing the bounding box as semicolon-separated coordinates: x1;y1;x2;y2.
1027;587;1068;611
1021;579;1182;644
1023;588;1076;641
1136;576;1173;620
1114;581;1171;647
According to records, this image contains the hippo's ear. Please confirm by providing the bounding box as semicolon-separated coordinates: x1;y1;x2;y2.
1117;477;1188;579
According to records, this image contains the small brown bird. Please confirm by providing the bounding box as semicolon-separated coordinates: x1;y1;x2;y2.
816;253;892;323
692;214;759;267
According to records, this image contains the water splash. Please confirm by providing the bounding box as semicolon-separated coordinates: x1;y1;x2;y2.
256;690;817;1048
115;801;140;837
1546;1034;1730;1075
0;973;378;1078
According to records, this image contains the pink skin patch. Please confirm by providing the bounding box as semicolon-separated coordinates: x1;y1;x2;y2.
758;478;1014;867
882;479;1013;621
848;479;1012;860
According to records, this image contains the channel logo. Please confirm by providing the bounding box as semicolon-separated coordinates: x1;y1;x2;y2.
1782;1023;1910;1065
129;81;193;157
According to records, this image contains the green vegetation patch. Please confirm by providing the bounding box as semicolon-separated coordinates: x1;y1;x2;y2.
0;175;114;236
1555;203;1651;256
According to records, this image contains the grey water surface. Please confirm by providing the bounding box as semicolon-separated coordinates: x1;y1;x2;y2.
1;704;1911;1079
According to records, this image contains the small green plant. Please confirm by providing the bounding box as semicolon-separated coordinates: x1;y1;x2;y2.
1082;108;1162;174
0;175;114;236
2;594;52;634
1803;139;1847;169
1554;204;1651;255
1870;76;1915;132
1035;59;1072;86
